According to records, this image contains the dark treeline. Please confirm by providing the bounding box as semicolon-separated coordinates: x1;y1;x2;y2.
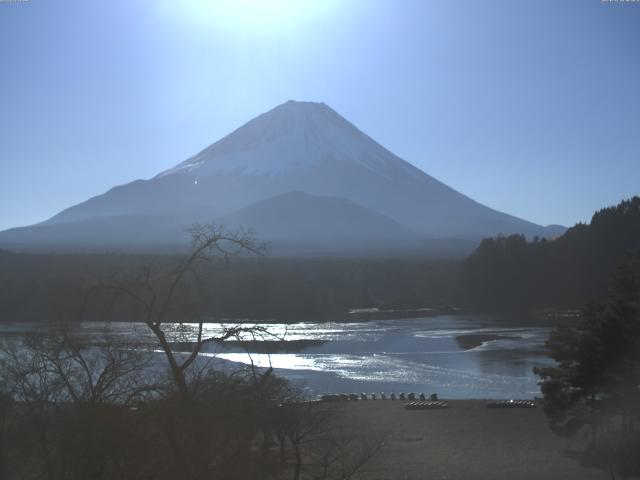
0;251;459;323
2;197;639;322
458;196;640;311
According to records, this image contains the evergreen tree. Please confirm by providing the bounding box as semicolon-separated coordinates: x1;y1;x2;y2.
460;196;640;310
535;255;640;478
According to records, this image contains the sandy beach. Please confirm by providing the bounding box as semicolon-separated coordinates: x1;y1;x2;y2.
337;400;608;480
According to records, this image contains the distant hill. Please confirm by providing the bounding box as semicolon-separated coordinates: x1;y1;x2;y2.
0;100;563;255
458;196;640;310
217;191;422;254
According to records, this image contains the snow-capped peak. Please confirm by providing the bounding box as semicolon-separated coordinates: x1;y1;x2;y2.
156;100;419;179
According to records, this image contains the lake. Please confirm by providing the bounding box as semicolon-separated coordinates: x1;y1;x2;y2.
0;314;555;399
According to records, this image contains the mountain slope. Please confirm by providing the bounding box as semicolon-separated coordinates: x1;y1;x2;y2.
0;100;564;252
0;214;190;251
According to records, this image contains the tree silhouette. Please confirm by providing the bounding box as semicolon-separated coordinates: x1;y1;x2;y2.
535;255;640;478
83;223;267;400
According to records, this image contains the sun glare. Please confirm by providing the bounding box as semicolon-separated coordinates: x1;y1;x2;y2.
170;0;335;33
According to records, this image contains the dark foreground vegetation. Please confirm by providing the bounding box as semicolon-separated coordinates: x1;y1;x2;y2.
0;330;379;480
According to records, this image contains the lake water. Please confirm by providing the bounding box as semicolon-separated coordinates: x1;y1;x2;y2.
0;314;554;399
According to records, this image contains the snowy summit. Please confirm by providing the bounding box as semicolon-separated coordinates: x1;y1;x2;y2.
158;100;420;179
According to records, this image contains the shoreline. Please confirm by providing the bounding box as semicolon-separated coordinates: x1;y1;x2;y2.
0;306;583;326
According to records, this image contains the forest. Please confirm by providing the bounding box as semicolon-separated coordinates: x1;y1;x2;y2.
0;250;459;323
1;197;638;323
458;196;640;311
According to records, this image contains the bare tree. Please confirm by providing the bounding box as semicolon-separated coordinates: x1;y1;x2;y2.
0;327;159;480
0;223;382;480
82;223;267;400
270;398;382;480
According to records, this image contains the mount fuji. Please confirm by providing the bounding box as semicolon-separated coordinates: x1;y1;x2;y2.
0;100;564;255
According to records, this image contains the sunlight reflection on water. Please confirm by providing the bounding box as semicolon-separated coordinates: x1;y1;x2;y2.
0;315;553;399
190;315;554;398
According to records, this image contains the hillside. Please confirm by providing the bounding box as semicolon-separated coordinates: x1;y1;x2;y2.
458;196;640;310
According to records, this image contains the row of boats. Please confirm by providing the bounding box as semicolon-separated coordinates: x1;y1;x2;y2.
405;399;536;410
320;392;439;402
319;393;537;409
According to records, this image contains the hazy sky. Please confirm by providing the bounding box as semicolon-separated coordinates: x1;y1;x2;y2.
1;0;639;230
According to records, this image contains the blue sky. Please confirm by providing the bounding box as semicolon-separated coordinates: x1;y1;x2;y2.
0;0;638;230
